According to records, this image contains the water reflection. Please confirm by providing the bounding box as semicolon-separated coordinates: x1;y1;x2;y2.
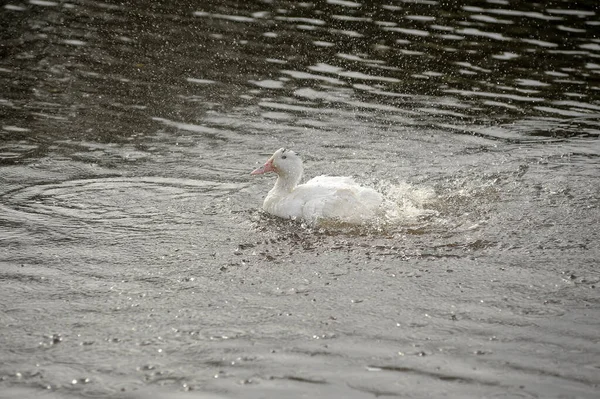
2;0;598;151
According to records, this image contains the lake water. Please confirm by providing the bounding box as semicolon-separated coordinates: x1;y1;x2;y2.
1;0;599;398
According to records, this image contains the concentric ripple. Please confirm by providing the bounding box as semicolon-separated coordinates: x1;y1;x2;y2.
0;177;251;254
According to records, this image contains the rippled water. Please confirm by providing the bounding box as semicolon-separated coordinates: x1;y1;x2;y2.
1;0;599;398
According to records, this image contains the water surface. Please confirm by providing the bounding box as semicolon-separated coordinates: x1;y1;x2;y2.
1;0;599;398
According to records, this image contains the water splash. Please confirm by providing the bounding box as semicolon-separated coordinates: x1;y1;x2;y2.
377;181;439;227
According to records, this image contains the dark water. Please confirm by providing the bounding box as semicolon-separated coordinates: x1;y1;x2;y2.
1;0;599;398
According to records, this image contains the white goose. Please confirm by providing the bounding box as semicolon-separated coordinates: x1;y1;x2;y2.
251;148;383;225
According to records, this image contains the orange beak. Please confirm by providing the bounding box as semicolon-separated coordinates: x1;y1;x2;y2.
251;158;276;175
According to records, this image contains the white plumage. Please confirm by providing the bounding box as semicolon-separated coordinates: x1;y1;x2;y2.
251;148;383;225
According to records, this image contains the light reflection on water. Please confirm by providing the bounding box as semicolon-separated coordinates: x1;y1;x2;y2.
1;0;599;398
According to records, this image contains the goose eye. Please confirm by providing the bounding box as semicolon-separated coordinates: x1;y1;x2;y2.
281;155;287;159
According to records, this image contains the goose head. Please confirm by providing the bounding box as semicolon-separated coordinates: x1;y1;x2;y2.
251;148;303;190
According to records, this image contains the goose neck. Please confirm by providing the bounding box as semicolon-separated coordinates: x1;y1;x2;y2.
274;174;298;193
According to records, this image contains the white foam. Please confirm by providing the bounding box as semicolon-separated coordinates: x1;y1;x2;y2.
376;181;438;226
